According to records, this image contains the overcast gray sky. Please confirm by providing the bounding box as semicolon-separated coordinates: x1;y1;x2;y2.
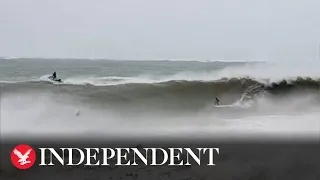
0;0;319;61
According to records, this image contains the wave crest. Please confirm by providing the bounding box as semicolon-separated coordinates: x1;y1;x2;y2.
1;77;319;111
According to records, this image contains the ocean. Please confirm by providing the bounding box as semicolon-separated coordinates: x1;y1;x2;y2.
1;58;319;140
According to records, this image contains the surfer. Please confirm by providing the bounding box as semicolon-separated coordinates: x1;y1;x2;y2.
214;97;220;105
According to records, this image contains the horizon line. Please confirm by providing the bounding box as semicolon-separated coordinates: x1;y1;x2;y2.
0;56;264;63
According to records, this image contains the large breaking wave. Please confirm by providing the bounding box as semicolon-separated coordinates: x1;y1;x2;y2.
1;60;320;138
1;76;319;111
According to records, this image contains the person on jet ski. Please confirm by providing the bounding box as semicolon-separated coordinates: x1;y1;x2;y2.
49;71;61;82
52;72;57;79
49;72;57;80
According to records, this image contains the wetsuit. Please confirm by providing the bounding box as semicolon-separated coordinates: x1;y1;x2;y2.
215;97;220;105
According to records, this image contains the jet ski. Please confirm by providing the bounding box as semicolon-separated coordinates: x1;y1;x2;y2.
48;72;62;82
49;77;62;82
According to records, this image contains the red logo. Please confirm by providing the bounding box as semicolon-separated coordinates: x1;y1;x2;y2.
11;144;36;169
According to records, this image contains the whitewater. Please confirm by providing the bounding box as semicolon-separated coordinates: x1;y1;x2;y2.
0;58;319;140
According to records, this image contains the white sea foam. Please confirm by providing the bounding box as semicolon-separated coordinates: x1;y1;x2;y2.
1;90;319;140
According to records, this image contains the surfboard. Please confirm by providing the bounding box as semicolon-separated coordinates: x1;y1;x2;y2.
214;104;236;108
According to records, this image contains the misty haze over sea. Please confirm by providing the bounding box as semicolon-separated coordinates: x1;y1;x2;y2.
1;0;320;140
1;1;320;179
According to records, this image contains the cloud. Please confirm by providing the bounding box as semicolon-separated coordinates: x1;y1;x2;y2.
0;0;319;60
